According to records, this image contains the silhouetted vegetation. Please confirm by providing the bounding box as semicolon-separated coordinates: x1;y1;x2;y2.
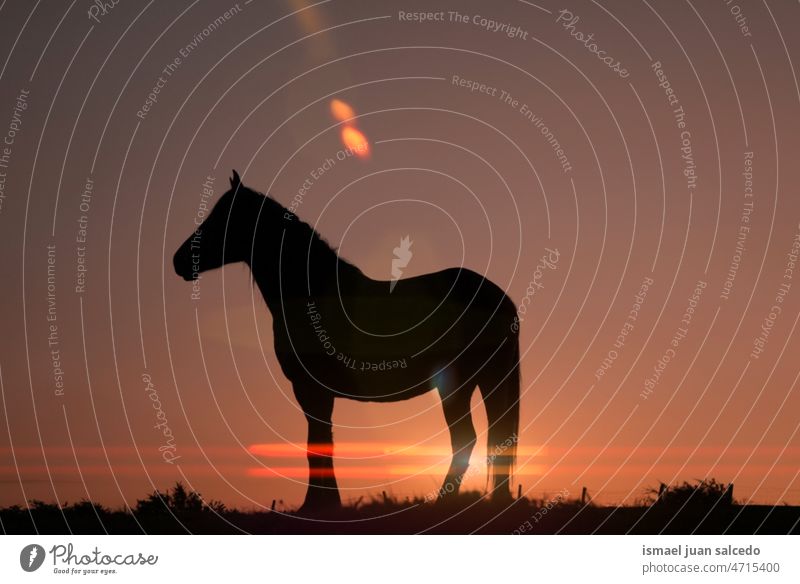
645;478;734;508
1;481;797;534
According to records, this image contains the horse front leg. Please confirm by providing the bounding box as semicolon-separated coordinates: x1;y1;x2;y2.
296;387;342;512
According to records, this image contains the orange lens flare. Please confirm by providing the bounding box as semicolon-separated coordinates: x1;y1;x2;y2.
341;126;370;158
329;98;355;122
329;98;370;159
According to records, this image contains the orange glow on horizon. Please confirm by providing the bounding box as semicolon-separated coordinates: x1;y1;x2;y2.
246;441;546;480
248;442;544;458
246;464;545;479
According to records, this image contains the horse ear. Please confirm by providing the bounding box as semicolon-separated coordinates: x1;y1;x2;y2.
230;170;241;189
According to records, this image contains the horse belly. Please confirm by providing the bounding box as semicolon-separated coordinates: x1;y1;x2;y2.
339;366;437;403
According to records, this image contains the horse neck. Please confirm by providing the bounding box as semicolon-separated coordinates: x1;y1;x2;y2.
249;224;363;313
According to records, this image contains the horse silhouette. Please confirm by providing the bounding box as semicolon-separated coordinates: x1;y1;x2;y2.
174;171;521;511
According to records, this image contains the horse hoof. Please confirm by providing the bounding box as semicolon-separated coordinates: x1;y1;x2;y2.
490;490;514;505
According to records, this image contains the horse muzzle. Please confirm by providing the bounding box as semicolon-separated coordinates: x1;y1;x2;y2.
173;249;197;281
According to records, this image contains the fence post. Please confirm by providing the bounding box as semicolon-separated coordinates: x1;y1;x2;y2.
581;486;587;505
657;483;667;504
723;483;734;505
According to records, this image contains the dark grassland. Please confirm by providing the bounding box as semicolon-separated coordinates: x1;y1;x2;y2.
2;480;797;534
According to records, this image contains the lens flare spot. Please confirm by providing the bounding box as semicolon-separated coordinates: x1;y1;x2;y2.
341;126;370;158
330;98;356;122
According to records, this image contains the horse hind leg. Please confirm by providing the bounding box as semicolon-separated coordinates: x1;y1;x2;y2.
437;381;477;501
478;341;521;502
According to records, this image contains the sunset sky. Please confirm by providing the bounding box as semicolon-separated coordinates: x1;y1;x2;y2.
1;0;799;511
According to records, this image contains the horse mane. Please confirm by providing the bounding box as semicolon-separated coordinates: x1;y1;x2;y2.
248;187;362;280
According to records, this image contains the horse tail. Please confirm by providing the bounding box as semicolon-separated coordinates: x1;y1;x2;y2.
479;329;520;499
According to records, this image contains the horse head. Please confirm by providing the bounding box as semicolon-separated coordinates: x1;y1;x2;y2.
173;170;263;280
